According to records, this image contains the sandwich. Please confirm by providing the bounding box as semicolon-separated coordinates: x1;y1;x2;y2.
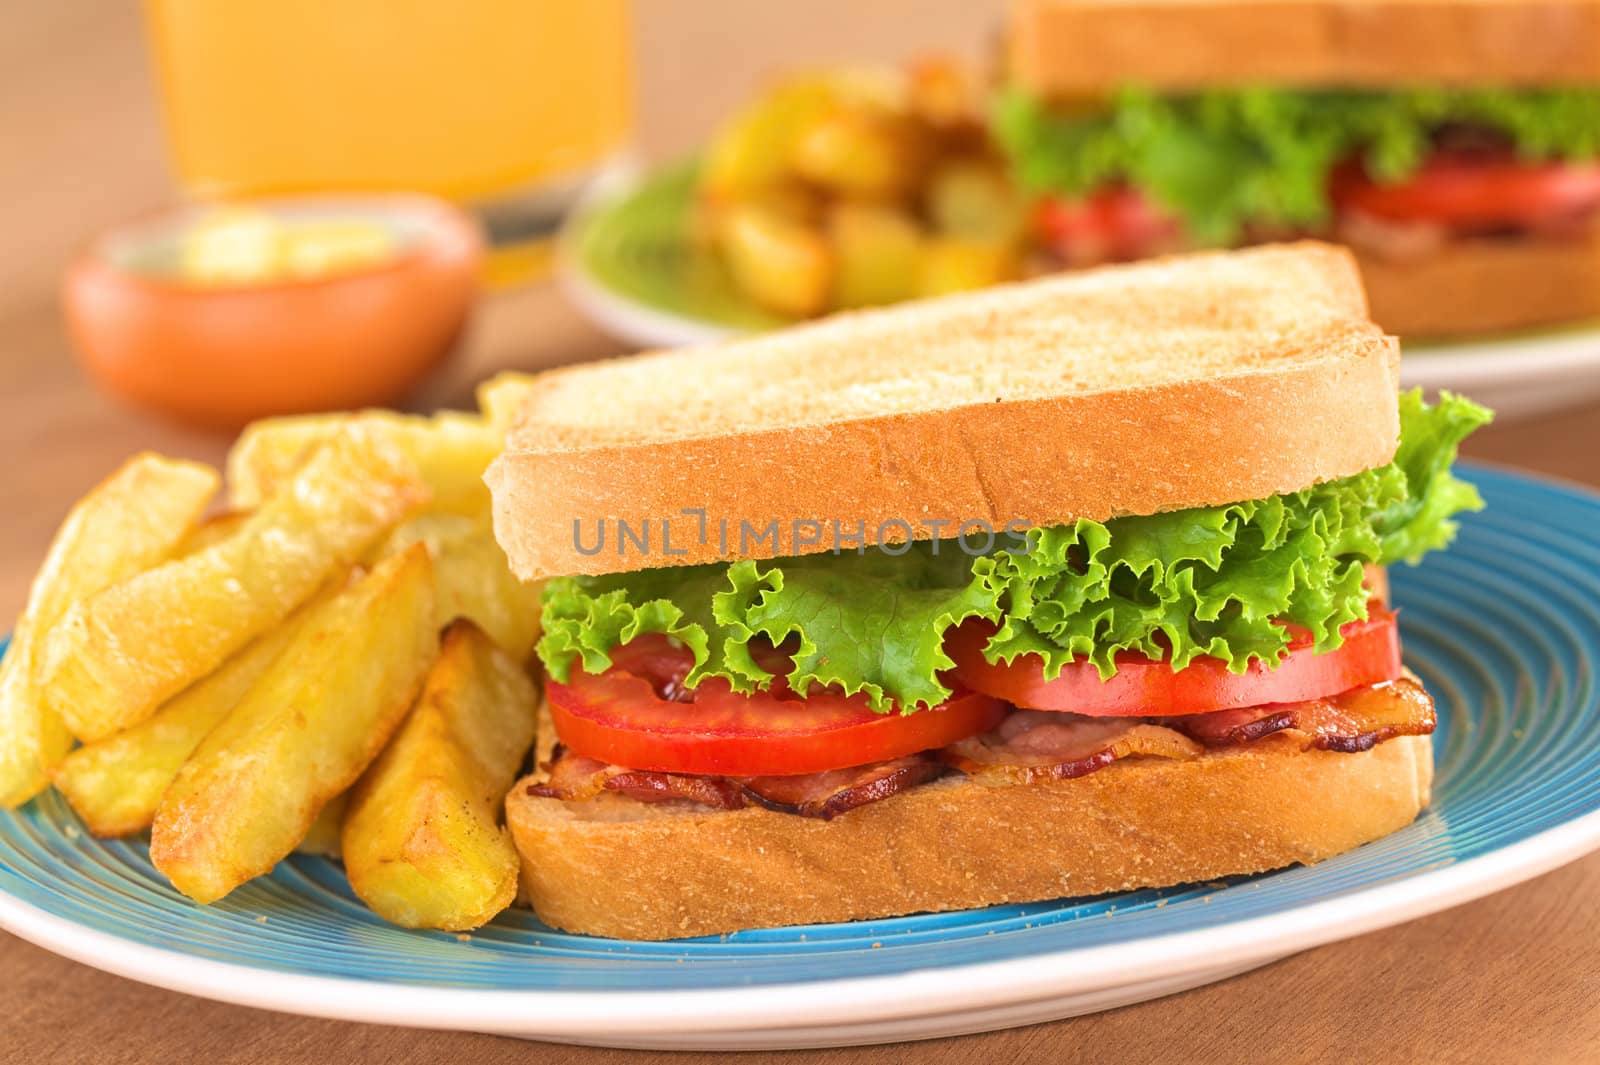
486;242;1491;941
996;0;1600;337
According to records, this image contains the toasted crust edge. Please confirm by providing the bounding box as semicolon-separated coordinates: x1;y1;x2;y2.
1360;233;1600;338
505;733;1433;941
1010;0;1600;92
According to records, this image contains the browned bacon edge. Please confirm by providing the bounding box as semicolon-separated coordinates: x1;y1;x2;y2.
1166;678;1436;754
526;750;949;821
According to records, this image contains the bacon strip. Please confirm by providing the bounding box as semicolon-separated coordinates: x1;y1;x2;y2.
529;750;618;800
1169;677;1436;753
938;711;1202;785
528;749;745;809
606;770;748;809
528;748;944;819
737;756;947;819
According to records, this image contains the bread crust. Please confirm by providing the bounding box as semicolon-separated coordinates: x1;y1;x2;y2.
489;243;1400;579
506;733;1433;941
1010;0;1600;92
1359;232;1600;338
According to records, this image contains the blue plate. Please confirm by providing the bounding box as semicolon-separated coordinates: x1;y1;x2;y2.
3;462;1599;1049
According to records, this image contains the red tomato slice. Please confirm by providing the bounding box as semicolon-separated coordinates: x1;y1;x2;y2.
546;635;1007;777
1032;187;1180;261
946;608;1402;716
1332;151;1600;229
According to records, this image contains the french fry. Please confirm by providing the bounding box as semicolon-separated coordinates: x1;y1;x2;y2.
377;513;543;660
720;202;834;318
296;792;349;858
227;410;499;516
926;158;1025;246
150;545;437;904
701;70;904;200
0;455;218;807
791;109;926;199
917;237;1020;298
52;587;333;836
342;621;538;930
178;510;251;555
829;202;924;309
700;78;838;200
475;372;536;434
43;430;423;742
699;183;826;255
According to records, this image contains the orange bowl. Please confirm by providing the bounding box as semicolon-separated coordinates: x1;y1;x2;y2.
62;195;484;429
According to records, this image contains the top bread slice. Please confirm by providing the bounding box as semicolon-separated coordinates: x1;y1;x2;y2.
488;242;1399;579
1009;0;1600;93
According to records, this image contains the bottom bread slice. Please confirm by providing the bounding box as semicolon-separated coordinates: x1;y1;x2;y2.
505;732;1433;941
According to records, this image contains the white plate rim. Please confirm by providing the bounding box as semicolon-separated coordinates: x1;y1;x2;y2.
1402;324;1600;389
557;251;739;350
3;803;1598;1039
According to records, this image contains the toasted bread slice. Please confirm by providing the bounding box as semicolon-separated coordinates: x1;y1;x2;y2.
506;731;1433;941
1009;0;1600;93
1360;231;1600;338
489;243;1399;579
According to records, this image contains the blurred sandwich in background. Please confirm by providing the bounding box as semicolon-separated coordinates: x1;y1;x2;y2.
999;0;1600;337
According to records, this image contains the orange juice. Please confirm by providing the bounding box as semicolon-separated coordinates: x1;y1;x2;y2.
142;0;632;207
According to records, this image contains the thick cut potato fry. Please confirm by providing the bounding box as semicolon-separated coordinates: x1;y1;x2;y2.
228;410;499;516
178;510;250;555
43;430;423;742
721;203;833;317
377;513;542;660
830;203;923;309
343;621;538;930
52;587;333;836
0;454;218;807
917;238;1019;297
474;372;535;433
150;545;437;904
701;78;838;199
296;792;348;858
701;70;901;200
926;159;1025;245
791;110;926;199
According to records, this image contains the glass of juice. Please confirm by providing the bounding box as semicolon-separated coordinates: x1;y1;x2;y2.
142;0;633;282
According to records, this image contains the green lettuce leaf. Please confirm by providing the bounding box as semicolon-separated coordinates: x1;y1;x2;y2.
537;392;1492;711
992;86;1600;243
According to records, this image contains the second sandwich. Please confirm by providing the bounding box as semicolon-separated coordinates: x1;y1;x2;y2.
998;0;1600;337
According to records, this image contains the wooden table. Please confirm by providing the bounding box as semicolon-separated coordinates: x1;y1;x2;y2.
4;3;1599;1061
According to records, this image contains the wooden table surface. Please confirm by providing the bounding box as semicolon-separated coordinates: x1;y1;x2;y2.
4;3;1599;1062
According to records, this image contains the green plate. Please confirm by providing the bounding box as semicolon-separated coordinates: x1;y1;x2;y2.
560;161;786;346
